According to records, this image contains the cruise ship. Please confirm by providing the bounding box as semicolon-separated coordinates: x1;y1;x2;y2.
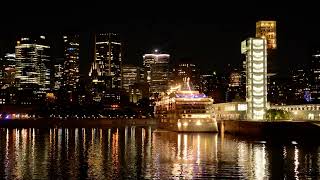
155;78;218;132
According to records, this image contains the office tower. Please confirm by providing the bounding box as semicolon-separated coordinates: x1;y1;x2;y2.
122;65;141;93
53;58;64;90
200;72;225;103
173;63;200;90
89;33;122;89
143;51;170;95
0;53;16;89
226;67;245;102
290;65;311;103
63;34;80;90
241;38;267;120
311;49;320;102
256;21;276;50
15;36;51;90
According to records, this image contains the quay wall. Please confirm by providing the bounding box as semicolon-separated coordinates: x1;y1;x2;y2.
218;120;320;138
0;118;157;128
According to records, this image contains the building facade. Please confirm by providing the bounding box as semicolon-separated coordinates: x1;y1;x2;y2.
143;52;170;95
63;34;80;90
242;38;268;120
173;63;200;90
15;36;51;90
311;49;320;102
256;21;276;50
122;65;142;93
89;33;122;89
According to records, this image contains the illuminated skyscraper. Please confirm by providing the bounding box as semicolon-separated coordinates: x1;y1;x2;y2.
256;21;277;75
311;49;320;102
0;53;16;89
89;33;122;89
143;51;170;94
242;38;267;120
122;65;143;93
256;21;276;50
15;36;51;90
63;34;80;90
173;63;200;90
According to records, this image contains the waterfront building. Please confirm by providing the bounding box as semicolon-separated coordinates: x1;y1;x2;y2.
241;38;268;120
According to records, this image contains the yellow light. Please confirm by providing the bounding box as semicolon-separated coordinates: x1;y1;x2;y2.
183;122;188;126
177;122;182;127
196;120;202;126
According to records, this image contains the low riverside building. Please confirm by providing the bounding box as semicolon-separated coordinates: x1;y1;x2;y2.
213;102;320;121
213;102;247;120
271;104;320;120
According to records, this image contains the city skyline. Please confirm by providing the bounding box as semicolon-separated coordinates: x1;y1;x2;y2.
1;10;320;74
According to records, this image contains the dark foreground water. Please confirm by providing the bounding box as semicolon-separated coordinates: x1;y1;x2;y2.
0;128;319;179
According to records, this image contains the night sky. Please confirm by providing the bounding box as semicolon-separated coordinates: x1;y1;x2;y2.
1;5;320;75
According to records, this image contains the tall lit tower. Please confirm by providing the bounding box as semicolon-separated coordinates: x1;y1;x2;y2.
15;36;51;90
143;51;170;94
241;38;267;120
256;21;276;75
89;33;122;89
256;21;276;50
63;34;80;90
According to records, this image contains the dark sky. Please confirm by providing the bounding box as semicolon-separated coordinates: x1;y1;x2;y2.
1;4;320;74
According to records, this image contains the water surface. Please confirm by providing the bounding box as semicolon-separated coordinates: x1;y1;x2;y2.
0;127;319;179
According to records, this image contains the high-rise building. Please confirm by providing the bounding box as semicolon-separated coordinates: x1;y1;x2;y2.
89;33;122;89
200;72;225;103
15;36;51;90
122;65;143;93
256;21;277;75
311;49;320;102
54;63;64;90
143;51;170;95
256;21;276;50
0;53;16;89
63;34;80;90
241;38;268;120
290;65;311;103
173;63;200;90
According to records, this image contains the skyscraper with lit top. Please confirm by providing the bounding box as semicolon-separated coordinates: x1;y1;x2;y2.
143;50;170;95
89;33;122;89
15;36;51;90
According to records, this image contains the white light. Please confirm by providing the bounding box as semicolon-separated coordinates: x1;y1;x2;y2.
177;122;182;127
196;120;202;126
183;122;188;126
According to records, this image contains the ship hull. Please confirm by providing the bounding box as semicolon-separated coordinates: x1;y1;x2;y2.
157;119;218;132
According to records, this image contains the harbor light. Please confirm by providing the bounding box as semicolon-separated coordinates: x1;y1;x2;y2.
196;120;202;126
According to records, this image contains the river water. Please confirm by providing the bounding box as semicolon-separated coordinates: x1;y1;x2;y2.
0;127;319;179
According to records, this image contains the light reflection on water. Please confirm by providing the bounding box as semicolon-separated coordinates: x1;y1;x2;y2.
0;128;319;179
